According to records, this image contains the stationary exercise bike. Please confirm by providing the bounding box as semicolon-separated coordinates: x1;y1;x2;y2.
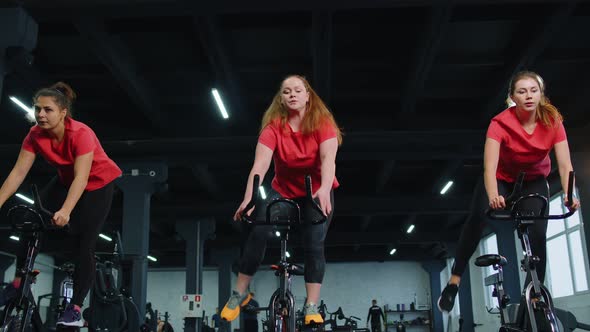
83;232;141;332
477;171;590;331
1;185;58;332
323;306;360;332
241;175;326;332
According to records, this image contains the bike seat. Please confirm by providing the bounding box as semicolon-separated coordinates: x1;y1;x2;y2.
475;254;507;267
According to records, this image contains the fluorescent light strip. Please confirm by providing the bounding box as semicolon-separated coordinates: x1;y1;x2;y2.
211;89;229;119
286;251;291;258
389;248;397;255
147;255;158;262
9;96;34;116
275;231;281;237
406;224;415;234
10;235;20;242
259;186;267;200
99;233;113;242
440;181;454;195
15;193;34;204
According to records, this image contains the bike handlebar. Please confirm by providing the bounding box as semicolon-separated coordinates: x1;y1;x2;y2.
32;184;55;221
241;174;326;225
7;184;61;232
486;171;576;221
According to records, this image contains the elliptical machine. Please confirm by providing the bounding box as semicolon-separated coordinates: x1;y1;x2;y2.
83;232;141;332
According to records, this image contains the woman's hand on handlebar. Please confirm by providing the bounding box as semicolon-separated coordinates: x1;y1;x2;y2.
313;187;331;217
52;209;70;227
488;195;506;210
564;197;580;212
233;200;254;221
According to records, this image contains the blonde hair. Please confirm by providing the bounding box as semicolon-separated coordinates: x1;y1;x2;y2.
260;75;342;145
506;71;562;128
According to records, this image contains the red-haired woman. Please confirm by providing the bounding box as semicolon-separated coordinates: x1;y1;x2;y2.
221;75;342;326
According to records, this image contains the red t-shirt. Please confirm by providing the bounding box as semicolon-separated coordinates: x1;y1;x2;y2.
22;118;122;191
486;107;567;182
258;119;339;198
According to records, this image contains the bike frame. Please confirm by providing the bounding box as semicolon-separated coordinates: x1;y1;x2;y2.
482;171;576;332
2;185;57;332
242;175;326;332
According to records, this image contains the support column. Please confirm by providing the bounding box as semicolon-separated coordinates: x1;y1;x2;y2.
116;162;167;332
177;219;216;332
422;260;446;332
212;248;240;332
457;267;474;332
490;221;521;304
0;7;38;104
0;54;4;100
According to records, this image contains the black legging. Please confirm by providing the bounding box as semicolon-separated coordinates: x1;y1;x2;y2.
16;177;115;306
238;188;334;283
452;176;549;284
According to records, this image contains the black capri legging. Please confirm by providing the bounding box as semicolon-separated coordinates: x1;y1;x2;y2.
238;188;334;283
16;177;115;306
452;176;549;284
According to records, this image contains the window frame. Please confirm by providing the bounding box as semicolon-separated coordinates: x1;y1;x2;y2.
545;189;590;298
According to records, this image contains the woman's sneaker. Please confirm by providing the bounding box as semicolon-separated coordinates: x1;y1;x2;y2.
304;303;323;325
57;304;84;327
437;283;459;312
220;291;251;322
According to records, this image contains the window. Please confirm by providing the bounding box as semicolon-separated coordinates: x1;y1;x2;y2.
481;234;499;309
545;188;589;298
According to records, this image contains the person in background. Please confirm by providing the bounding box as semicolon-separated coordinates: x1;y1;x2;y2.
367;299;385;332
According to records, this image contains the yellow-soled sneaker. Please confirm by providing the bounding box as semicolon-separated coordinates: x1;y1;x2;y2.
304;303;323;325
221;291;252;322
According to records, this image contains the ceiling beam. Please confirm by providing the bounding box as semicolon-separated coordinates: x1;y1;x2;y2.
26;0;574;20
376;160;396;193
431;159;463;194
353;215;373;252
359;159;397;249
73;18;169;133
480;2;576;121
191;163;222;200
311;11;333;103
399;0;453;115
193;15;252;128
144;194;471;219
0;130;486;162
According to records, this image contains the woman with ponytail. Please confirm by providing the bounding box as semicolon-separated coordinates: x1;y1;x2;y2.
0;82;121;327
437;71;580;312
